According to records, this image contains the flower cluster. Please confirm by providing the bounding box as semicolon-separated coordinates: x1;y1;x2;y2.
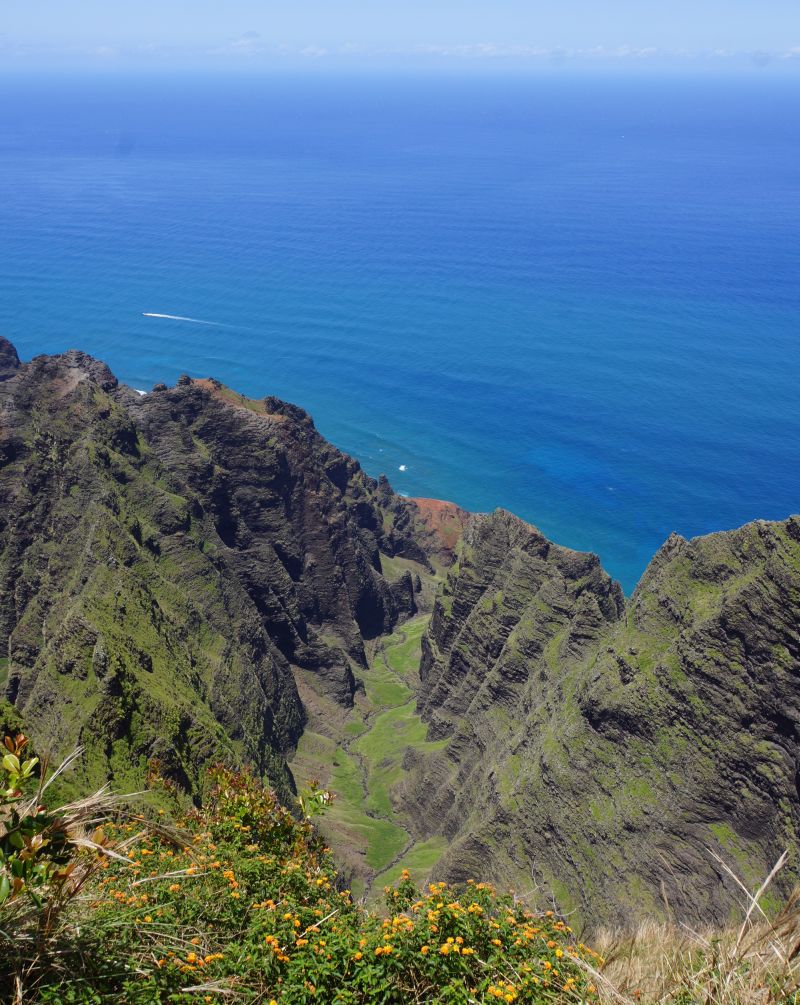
25;766;597;1003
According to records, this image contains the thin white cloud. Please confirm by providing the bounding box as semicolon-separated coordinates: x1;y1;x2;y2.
1;34;798;70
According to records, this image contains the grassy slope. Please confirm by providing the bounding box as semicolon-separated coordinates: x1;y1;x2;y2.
290;613;447;900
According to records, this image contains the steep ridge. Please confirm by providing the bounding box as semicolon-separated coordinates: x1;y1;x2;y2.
3;336;800;929
403;510;800;925
0;339;435;797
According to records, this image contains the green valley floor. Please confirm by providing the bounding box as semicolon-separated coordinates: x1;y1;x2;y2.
290;612;448;899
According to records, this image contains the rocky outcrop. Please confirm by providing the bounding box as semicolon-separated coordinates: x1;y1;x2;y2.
403;511;800;926
0;342;430;796
0;337;20;381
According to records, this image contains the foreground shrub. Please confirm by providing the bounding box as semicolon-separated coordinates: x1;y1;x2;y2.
0;735;122;1001
5;736;800;1004
10;762;595;1003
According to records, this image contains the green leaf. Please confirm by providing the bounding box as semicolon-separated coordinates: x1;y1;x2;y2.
2;753;20;774
0;874;9;902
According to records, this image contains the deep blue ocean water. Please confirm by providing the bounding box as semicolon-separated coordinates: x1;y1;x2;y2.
1;72;798;591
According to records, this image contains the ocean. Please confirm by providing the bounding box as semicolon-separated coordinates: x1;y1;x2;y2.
1;71;797;591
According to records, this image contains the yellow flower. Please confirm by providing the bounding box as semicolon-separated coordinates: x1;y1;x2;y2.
420;946;429;955
353;951;363;961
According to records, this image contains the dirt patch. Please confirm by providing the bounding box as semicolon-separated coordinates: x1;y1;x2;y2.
410;498;470;554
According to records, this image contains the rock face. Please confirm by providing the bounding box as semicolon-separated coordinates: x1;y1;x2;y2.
0;343;432;796
3;337;800;929
0;337;20;381
403;509;800;926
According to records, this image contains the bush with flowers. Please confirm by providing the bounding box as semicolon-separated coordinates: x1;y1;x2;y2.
3;744;599;1003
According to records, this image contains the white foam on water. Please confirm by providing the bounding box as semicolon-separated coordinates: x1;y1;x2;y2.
398;464;407;472
143;312;224;327
133;389;147;397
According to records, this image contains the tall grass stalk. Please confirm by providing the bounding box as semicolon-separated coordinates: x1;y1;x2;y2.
585;854;800;1005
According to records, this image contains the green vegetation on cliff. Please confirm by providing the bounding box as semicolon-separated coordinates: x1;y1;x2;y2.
3;336;800;936
404;510;800;926
0;340;438;803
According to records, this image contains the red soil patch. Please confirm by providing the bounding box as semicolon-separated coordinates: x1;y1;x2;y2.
410;497;470;554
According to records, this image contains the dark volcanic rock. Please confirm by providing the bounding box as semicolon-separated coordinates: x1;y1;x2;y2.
0;338;20;381
403;510;800;926
0;343;432;797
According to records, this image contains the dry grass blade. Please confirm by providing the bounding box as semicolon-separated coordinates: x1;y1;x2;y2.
29;745;85;805
734;851;789;952
179;981;238;996
593;853;800;1005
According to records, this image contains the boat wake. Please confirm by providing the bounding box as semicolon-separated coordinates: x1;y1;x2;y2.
143;312;226;327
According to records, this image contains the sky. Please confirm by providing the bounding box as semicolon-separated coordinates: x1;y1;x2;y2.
1;0;799;73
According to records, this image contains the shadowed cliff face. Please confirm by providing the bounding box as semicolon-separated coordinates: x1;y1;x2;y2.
0;340;430;796
3;336;800;929
404;509;800;926
0;338;20;381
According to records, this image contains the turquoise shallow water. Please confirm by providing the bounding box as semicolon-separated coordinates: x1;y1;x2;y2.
1;72;798;591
